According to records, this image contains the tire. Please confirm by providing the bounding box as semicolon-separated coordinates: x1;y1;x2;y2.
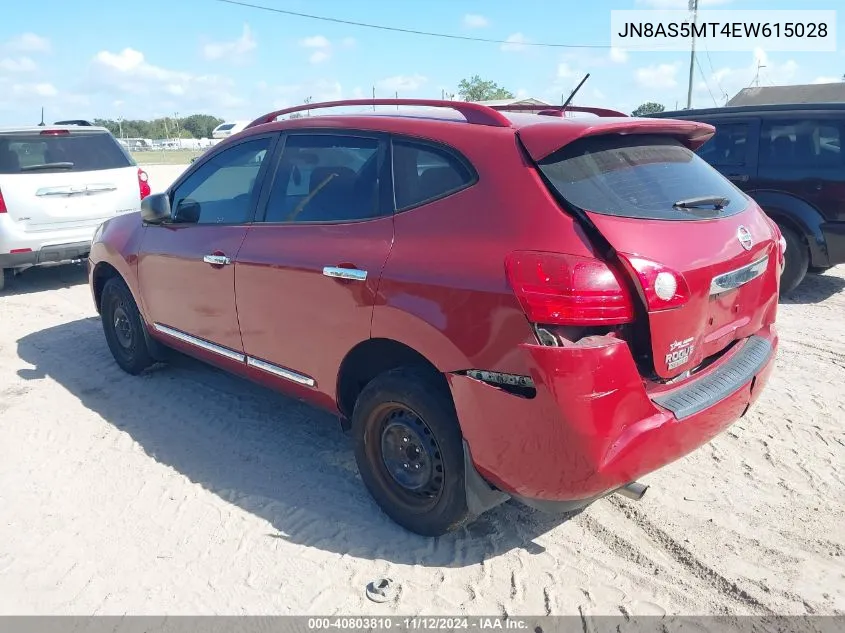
352;366;471;536
778;225;809;295
100;277;155;375
0;269;11;292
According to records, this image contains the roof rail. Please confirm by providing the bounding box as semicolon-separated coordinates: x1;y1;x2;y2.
246;99;513;129
486;104;629;118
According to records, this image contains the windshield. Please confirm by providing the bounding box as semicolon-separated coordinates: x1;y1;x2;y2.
538;134;748;221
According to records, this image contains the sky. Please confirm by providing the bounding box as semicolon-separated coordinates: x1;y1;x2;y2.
1;0;844;126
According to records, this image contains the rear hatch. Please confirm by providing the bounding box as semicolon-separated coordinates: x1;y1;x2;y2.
523;127;779;380
0;128;140;232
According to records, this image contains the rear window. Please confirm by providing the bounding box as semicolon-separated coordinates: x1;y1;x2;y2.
216;124;236;132
538;134;748;220
0;131;133;174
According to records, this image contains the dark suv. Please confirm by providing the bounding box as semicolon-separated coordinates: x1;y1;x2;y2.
653;103;845;293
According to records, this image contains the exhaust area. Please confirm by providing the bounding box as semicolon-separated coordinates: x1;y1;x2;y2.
616;481;648;501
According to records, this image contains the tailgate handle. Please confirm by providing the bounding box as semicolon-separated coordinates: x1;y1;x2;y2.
710;255;769;296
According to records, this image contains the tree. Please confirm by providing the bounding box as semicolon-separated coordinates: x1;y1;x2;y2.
92;114;225;139
457;75;514;102
632;102;666;117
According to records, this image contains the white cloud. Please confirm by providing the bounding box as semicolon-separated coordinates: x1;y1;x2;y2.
557;62;579;80
12;82;57;98
635;62;680;89
89;47;245;114
692;48;801;106
300;35;331;49
202;24;256;63
610;47;628;64
377;74;428;93
4;33;51;54
501;33;529;53
266;79;346;110
299;35;344;64
463;14;489;29
0;56;37;73
636;0;732;7
309;50;330;65
812;76;842;84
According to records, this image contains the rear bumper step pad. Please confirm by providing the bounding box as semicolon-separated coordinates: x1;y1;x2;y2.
652;335;772;420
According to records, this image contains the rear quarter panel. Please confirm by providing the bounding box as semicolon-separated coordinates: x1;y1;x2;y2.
371;129;600;375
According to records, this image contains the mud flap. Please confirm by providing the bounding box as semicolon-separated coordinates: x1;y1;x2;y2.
463;440;510;518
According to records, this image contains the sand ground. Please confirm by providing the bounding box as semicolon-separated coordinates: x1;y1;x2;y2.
0;164;842;615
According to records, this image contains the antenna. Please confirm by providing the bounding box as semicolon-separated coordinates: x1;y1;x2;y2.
562;73;590;110
38;106;45;127
753;61;767;87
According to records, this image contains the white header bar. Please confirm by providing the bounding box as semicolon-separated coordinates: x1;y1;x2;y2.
611;10;836;52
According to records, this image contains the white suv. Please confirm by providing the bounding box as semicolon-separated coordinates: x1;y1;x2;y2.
0;124;150;290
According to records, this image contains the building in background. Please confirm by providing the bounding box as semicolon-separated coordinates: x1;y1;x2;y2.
728;82;845;107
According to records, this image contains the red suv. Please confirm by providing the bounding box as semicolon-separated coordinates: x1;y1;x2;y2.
89;99;782;536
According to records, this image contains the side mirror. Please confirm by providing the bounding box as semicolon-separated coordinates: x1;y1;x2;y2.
140;193;171;224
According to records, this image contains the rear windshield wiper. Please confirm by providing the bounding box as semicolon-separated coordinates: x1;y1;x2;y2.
20;162;75;171
673;195;730;210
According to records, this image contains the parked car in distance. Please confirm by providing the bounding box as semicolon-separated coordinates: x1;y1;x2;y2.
0;124;151;291
652;103;845;293
211;121;249;140
88;99;782;536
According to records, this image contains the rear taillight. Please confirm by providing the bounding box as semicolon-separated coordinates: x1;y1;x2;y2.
505;251;635;326
618;255;691;312
138;168;151;200
0;187;6;214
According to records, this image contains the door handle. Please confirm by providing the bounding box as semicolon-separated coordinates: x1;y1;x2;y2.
727;174;749;183
203;254;231;266
322;266;368;281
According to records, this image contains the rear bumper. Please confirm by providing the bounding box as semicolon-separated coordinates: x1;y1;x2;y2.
0;214;99;269
450;326;778;511
820;221;845;266
0;240;91;269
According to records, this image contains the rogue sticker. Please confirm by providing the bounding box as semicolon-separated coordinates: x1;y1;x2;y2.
666;337;695;370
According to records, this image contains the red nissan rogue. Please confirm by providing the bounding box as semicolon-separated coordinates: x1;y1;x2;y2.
88;99;782;536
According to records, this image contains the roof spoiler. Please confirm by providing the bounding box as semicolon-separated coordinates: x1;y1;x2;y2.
246;99;513;130
53;119;94;126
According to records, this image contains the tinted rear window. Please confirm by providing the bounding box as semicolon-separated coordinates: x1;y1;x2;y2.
0;131;134;174
216;124;236;132
538;134;748;220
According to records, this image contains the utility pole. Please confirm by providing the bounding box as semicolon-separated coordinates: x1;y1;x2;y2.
686;0;699;110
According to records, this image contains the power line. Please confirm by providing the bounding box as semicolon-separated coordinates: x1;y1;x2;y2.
214;0;631;49
702;41;728;104
695;55;718;107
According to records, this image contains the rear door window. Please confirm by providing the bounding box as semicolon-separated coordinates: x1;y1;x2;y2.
759;119;842;168
262;134;384;223
0;131;133;174
538;134;748;221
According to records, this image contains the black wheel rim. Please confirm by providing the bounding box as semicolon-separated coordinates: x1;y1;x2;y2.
376;405;444;506
112;305;134;350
